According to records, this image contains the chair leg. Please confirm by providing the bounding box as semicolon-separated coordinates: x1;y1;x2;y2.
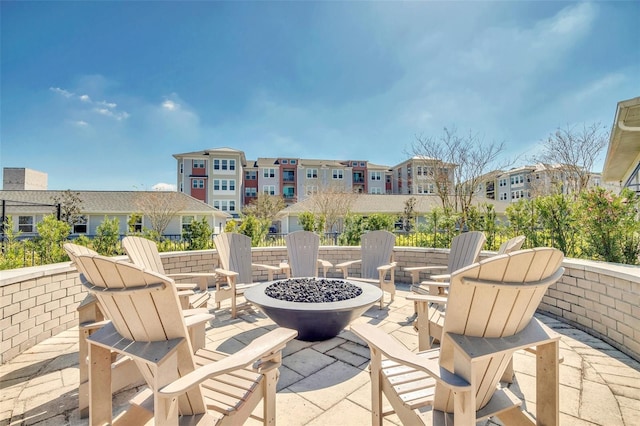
369;348;384;426
262;368;279;425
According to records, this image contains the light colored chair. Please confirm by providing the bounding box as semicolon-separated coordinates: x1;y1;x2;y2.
353;248;564;425
74;252;297;426
497;235;526;254
64;242;212;418
283;230;333;278
417;235;527;351
405;231;486;297
213;232;283;318
122;235;213;309
335;230;397;308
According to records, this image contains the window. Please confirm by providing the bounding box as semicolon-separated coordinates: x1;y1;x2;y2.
180;162;184;174
192;179;204;189
263;168;275;178
193;159;205;168
214;159;220;170
510;175;524;185
370;171;382;181
305;185;318;195
283;187;295;198
229;159;236;171
245;187;257;197
128;214;143;232
18;216;34;232
221;159;228;170
290;159;296;165
499;178;508;187
282;159;288;164
263;185;275;195
360;162;365;167
229;179;235;190
221;180;228;190
245;170;257;180
229;201;236;211
332;169;343;179
306;169;318;179
370;187;382;194
182;216;194;231
213;201;220;209
416;166;423;176
73;215;88;234
500;193;508;201
511;190;524;200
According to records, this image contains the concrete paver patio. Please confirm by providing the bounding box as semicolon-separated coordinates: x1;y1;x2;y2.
1;283;639;425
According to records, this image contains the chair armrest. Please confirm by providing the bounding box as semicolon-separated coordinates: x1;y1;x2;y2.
405;294;448;304
177;290;195;297
430;273;450;282
181;308;210;317
335;259;361;269
183;313;214;328
376;262;397;273
350;323;470;391
418;280;450;288
403;265;448;284
174;283;198;291
214;268;239;278
158;328;298;397
253;263;282;272
318;259;333;278
335;259;361;278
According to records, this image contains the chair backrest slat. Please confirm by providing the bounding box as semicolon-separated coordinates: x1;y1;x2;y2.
122;236;166;274
214;233;254;283
447;231;486;273
360;230;395;280
285;231;320;277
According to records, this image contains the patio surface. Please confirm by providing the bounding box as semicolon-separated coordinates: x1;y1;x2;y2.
1;283;639;425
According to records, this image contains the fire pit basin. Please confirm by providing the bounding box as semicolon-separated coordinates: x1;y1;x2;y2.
244;278;383;341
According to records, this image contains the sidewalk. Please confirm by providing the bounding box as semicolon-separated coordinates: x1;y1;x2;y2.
2;283;639;425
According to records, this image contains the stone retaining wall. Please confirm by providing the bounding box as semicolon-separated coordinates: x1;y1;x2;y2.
2;246;638;364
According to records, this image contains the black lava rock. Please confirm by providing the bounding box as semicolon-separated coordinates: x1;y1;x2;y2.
264;278;363;303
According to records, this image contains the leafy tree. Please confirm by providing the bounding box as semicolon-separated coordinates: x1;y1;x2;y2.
127;213;143;233
424;207;458;248
535;194;578;257
92;217;121;256
184;217;213;250
238;215;269;246
365;213;396;231
340;214;366;245
400;197;417;232
506;199;541;248
224;220;239;233
534;122;608;198
32;215;71;264
0;216;25;270
51;190;83;228
579;187;639;264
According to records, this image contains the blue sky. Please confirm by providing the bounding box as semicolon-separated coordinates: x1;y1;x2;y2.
1;1;638;191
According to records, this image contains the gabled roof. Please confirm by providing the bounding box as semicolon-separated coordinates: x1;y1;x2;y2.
603;97;640;183
0;190;230;218
281;194;511;215
173;148;247;166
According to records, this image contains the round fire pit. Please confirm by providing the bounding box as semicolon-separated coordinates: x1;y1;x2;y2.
244;278;383;341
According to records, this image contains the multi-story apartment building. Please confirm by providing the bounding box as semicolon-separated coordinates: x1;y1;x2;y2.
173;147;246;218
390;157;455;196
488;164;606;202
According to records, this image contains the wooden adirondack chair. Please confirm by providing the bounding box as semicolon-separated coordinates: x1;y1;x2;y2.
64;242;214;418
415;235;528;351
74;252;297;426
352;248;564;426
335;230;397;308
405;231;486;297
213;232;283;318
122;236;213;309
497;235;526;255
283;230;333;278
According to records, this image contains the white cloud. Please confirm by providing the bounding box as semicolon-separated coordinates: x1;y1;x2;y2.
49;87;73;98
162;100;179;111
74;120;89;127
152;182;176;191
50;85;129;121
